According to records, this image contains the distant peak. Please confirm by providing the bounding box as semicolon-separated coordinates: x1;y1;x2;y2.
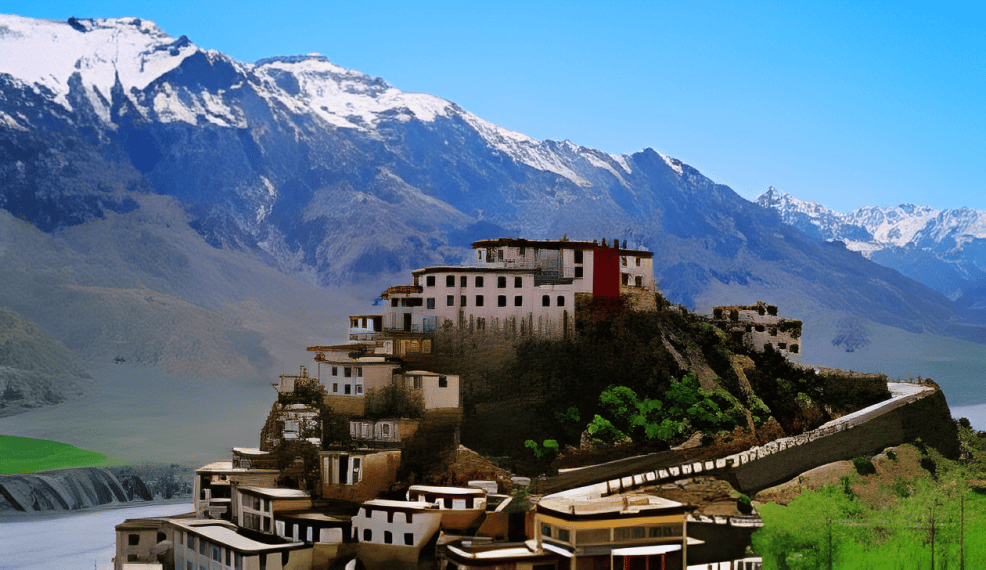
254;54;332;66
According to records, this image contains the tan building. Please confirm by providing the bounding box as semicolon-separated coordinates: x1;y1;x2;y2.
231;486;312;535
114;517;178;569
193;461;279;520
535;493;696;570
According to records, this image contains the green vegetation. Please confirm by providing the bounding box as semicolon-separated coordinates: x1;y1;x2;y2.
0;435;118;474
363;384;424;420
439;297;887;463
753;421;986;568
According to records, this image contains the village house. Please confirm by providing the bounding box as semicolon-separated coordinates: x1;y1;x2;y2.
711;301;803;359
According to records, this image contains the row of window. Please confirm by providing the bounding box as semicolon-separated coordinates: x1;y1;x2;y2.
179;531;245;570
331;382;363;395
423;295;567;309
540;523;682;545
425;274;531;289
352;527;415;545
330;366;363;378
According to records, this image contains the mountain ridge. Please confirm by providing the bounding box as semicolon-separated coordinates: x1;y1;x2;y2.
0;13;980;358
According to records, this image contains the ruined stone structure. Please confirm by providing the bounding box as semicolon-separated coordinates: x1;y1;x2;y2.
712;301;802;359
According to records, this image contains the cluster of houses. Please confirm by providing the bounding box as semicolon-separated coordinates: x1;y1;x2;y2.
113;238;764;570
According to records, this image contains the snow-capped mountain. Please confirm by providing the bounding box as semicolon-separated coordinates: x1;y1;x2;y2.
758;187;986;309
0;15;977;343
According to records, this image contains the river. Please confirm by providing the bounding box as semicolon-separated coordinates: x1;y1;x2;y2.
0;501;192;570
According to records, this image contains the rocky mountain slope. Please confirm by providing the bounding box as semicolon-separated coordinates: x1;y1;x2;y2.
0;13;982;384
757;187;986;321
0;309;91;416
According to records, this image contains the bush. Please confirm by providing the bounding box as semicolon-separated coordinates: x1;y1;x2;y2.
853;457;877;476
363;384;424;419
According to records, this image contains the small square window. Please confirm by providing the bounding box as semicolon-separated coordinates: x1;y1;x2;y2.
426;297;435;309
446;275;455;287
574;250;583;263
497;276;506;288
447;295;454;307
514;295;522;307
557;296;565;306
129;534;140;546
475;276;484;287
514;276;522;288
498;295;507;307
391;298;398;307
476;295;484;307
426;276;435;287
404;533;414;545
384;531;393;544
575;266;583;278
439;376;448;388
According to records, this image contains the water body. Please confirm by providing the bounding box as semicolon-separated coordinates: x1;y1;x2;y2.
0;501;192;570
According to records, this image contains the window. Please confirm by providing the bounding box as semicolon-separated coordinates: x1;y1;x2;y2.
364;529;372;542
557;296;565;306
497;276;506;288
636;257;641;266
497;249;504;261
355;367;362;377
128;534;140;546
635;275;642;287
404;533;414;545
212;545;221;562
514;276;522;288
446;295;454;307
157;532;166;543
558;528;571;543
391;298;398;307
446;275;455;287
235;553;243;570
574;266;583;278
412;375;422;389
498;295;507;307
199;538;207;555
460;295;466;307
188;536;196;550
426;276;435;287
344;367;352;378
460;276;467;287
514;295;522;307
260;554;267;570
333;383;338;393
427;298;435;309
475;276;484;287
384;531;393;544
475;295;484;307
542;295;550;306
226;548;231;566
344;384;351;395
128;555;138;562
332;366;337;376
519;246;526;256
541;524;552;538
622;256;627;266
614;526;646;541
574;249;583;263
476;318;486;330
439;376;448;388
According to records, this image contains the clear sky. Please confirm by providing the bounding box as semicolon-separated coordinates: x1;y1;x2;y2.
6;1;984;212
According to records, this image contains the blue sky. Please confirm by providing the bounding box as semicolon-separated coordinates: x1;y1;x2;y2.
7;1;984;212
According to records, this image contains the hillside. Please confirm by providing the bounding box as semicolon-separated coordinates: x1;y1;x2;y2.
0;309;91;416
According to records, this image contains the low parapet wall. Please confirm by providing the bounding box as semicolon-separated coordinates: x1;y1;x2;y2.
545;381;957;499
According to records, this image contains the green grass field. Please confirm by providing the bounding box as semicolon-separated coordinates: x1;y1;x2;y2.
0;435;119;474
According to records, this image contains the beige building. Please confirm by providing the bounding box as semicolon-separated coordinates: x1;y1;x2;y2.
535;493;696;570
170;518;312;570
114;517;177;569
193;461;279;520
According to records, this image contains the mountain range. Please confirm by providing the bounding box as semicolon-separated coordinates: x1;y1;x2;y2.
0;14;984;404
757;188;986;321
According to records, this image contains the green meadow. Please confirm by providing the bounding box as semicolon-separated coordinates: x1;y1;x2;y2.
0;435;119;474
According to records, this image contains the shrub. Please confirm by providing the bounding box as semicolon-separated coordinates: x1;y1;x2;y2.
852;457;877;476
363;384;424;419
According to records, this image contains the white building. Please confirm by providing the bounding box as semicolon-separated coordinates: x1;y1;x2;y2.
380;237;656;341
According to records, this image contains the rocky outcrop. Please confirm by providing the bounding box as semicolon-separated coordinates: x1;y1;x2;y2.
0;467;152;513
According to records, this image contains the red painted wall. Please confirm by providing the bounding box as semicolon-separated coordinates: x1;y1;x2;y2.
592;248;620;298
